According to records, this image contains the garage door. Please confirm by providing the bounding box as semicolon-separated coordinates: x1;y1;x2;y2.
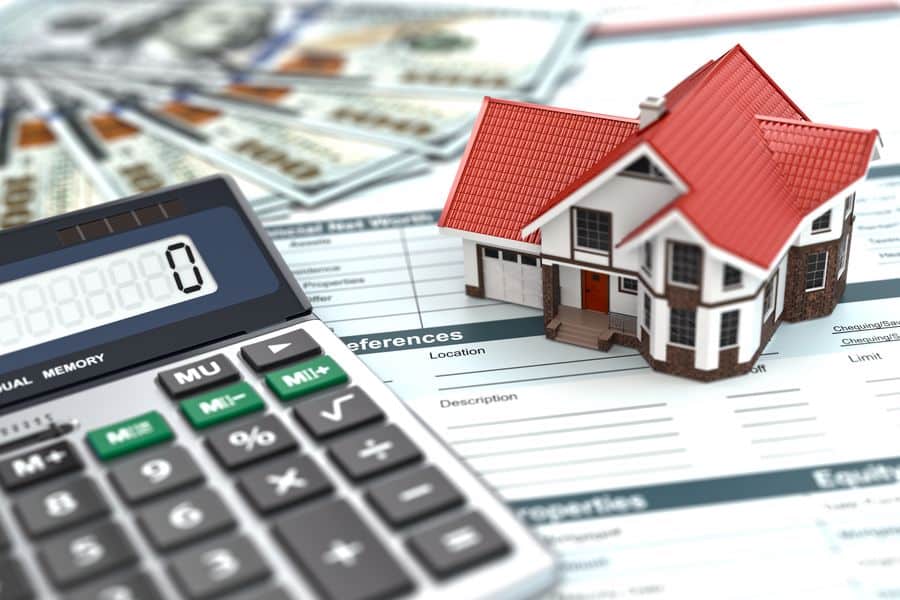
481;247;542;308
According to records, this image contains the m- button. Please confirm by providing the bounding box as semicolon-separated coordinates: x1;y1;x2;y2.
158;354;240;398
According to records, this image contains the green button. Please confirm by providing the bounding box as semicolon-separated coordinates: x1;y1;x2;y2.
266;356;348;402
180;381;265;429
87;411;173;461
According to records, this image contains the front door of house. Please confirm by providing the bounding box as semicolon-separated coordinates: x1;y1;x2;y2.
582;271;609;312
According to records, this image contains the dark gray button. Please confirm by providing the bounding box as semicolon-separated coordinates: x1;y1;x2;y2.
228;586;290;600
0;556;34;600
237;454;332;513
137;488;235;551
38;521;137;588
274;499;413;600
241;330;320;372
69;571;163;600
328;424;422;481
0;441;82;491
206;415;297;470
158;354;239;398
367;466;464;528
15;477;109;538
407;512;509;579
0;515;9;551
294;386;383;439
170;535;270;599
110;446;204;504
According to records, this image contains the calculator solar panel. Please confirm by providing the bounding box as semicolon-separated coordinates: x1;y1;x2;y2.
0;176;557;599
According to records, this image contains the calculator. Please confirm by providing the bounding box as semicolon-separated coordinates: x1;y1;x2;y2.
0;176;557;600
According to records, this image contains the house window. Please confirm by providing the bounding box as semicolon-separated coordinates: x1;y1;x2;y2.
670;243;701;286
763;275;776;317
574;209;611;253
669;308;696;347
720;310;739;347
811;210;831;233
484;247;499;259
845;192;855;217
502;251;518;262
805;251;828;290
643;294;651;329
723;264;742;289
623;156;667;181
643;241;652;273
620;277;638;294
838;235;848;275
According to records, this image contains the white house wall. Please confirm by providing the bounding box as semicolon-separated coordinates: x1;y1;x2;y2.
462;239;479;288
610;279;639;315
559;264;582;308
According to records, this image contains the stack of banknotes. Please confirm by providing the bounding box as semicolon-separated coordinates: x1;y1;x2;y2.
0;1;587;229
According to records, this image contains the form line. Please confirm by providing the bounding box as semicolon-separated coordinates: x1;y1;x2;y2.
726;388;801;399
449;417;675;444
438;365;650;391
446;403;668;430
734;402;809;413
462;432;680;459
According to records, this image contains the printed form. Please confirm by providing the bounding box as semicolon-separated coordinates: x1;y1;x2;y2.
268;166;900;598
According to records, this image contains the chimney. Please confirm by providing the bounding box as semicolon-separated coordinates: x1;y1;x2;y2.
638;96;666;129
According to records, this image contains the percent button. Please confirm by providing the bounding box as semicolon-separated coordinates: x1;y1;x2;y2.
206;415;297;470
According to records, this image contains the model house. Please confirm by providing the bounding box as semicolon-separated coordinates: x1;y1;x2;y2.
438;45;881;380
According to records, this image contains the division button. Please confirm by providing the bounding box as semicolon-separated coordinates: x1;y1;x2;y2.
237;454;332;514
0;556;34;600
69;571;163;600
15;477;110;538
205;415;297;470
109;446;204;504
294;386;384;439
158;354;240;399
328;424;422;481
366;466;464;528
0;441;82;491
407;512;509;580
265;356;348;402
169;535;270;599
274;500;413;600
87;411;174;461
180;381;265;429
137;488;235;552
38;521;138;588
241;330;320;372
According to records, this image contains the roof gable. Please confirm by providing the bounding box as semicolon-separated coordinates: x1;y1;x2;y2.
438;97;638;244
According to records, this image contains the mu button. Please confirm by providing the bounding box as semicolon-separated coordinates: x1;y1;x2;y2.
241;330;320;372
158;354;240;399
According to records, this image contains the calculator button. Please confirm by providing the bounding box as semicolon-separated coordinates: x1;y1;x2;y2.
109;446;204;504
241;329;320;371
274;499;413;600
87;411;174;461
0;556;34;600
137;488;235;551
265;356;348;402
69;571;163;600
328;424;422;481
206;415;297;470
0;441;82;491
38;521;137;588
407;512;509;580
237;454;332;513
294;386;384;439
180;381;265;429
0;516;9;551
170;535;270;599
15;477;109;538
367;466;464;528
158;354;240;398
229;586;291;600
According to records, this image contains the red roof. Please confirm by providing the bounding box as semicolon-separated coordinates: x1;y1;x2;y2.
438;98;638;244
442;45;878;270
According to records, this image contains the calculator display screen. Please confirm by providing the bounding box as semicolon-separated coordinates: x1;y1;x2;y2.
0;235;218;355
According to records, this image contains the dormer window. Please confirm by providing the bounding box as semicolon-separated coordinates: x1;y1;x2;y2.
811;210;831;233
574;208;611;254
723;264;742;289
622;156;667;181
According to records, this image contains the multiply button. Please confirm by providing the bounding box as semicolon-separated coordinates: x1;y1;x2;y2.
294;386;383;439
0;441;82;491
367;466;464;528
206;415;297;470
237;454;332;513
328;424;422;481
407;512;509;580
15;477;109;538
241;329;320;372
158;354;239;398
266;356;348;402
110;446;204;504
274;500;413;600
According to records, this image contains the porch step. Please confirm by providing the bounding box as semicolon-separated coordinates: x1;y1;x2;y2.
555;325;599;349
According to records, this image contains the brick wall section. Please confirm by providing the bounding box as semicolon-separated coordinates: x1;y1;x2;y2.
665;284;701;309
465;284;484;298
542;264;560;329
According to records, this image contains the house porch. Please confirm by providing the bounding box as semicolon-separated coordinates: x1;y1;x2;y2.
547;305;638;351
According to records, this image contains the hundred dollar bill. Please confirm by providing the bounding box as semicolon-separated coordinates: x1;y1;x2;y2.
0;2;584;99
41;75;427;207
0;80;105;229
